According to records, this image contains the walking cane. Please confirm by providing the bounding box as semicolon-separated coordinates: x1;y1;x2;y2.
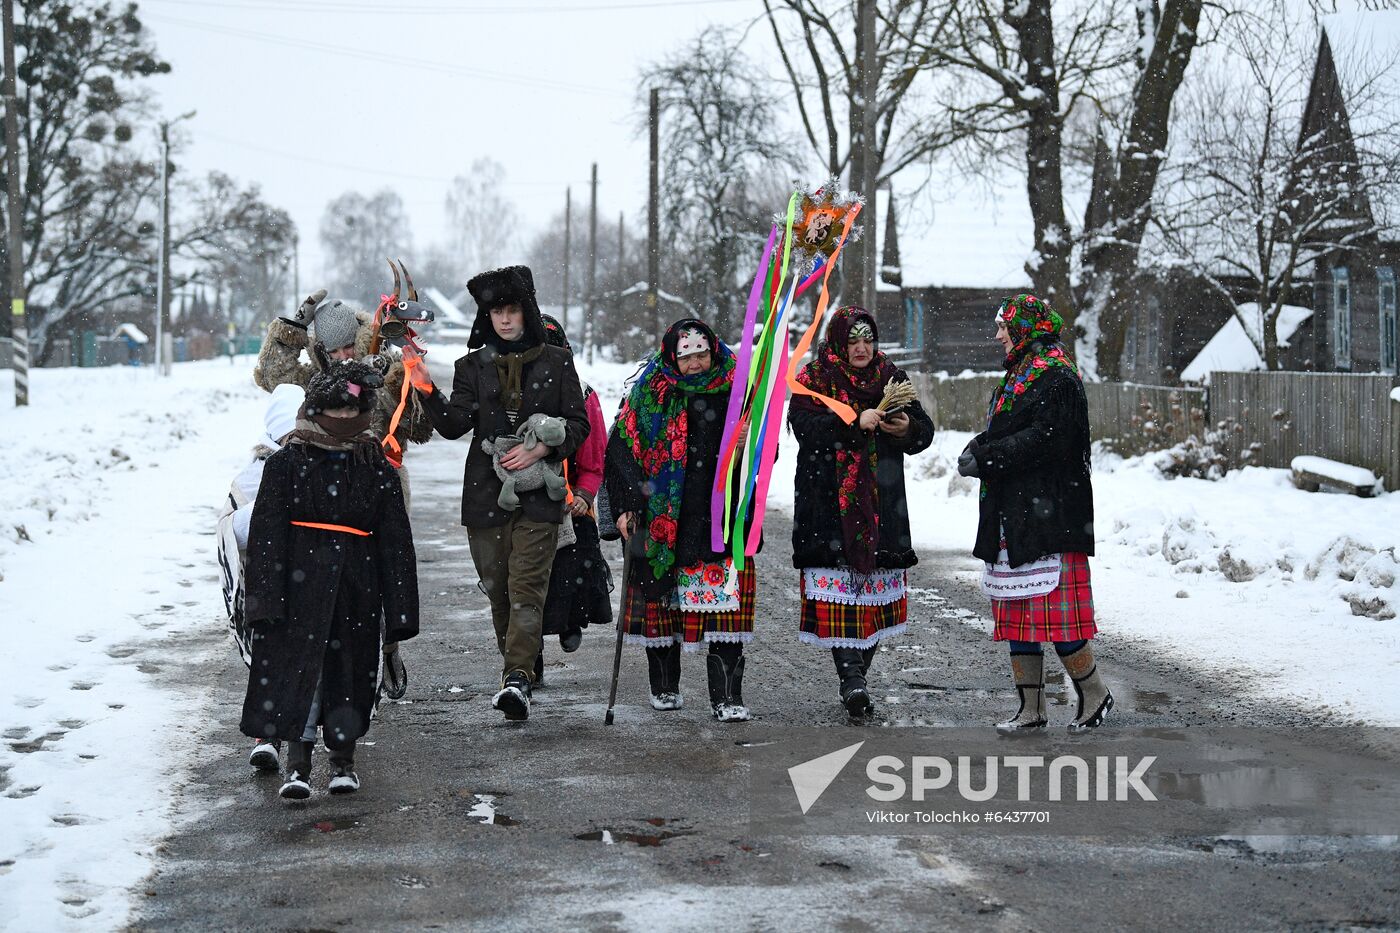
604;528;633;725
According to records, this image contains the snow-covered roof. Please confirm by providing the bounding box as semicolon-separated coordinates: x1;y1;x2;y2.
1320;12;1400;233
423;286;472;327
1180;303;1313;383
114;323;148;344
891;169;1035;289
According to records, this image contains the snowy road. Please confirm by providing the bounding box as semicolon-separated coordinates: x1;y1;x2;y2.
131;433;1400;932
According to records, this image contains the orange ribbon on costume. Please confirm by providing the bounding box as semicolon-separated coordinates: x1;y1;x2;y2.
291;521;372;537
382;349;427;469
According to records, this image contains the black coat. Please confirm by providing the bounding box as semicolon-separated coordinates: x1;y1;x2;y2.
422;344;589;528
971;367;1094;568
604;388;758;594
789;393;934;570
241;444;418;744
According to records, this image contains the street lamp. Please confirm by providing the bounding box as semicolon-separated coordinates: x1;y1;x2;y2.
154;109;195;376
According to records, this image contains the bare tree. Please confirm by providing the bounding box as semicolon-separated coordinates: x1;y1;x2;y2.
319;188;413;306
762;0;964;303
3;0;171;354
441;158;519;281
640;26;799;339
893;0;1142;332
1152;2;1400;370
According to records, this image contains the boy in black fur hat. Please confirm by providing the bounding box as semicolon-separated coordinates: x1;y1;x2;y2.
242;349;419;799
414;265;589;721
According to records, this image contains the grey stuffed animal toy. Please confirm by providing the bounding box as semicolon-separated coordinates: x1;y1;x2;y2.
481;413;569;510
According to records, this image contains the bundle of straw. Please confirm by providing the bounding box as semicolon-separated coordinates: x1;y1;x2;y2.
876;379;918;415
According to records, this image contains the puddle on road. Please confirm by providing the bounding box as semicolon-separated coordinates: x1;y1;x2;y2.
1131;688;1173;714
466;793;520;826
311;817;362;833
575;818;695;847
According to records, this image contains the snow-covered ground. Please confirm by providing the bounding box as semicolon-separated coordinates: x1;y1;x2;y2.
873;431;1400;726
0;359;268;929
2;352;1397;929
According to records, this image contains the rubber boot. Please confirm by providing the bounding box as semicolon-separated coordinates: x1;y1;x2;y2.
996;653;1048;733
280;741;313;800
1058;642;1114;733
646;643;683;711
706;646;750;722
832;648;872;717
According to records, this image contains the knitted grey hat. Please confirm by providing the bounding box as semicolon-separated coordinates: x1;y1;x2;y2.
310;298;362;352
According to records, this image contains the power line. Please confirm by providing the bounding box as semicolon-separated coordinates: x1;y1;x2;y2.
146;12;625;97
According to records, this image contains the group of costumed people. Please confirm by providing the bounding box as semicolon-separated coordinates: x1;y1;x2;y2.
216;253;1112;803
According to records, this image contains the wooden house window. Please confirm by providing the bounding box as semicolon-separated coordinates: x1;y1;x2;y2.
1380;267;1397;375
1333;267;1352;370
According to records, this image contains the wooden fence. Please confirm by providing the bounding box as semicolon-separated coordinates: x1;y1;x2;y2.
1209;371;1400;491
909;373;1207;457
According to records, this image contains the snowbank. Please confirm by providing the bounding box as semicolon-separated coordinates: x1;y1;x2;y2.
0;359;267;929
902;431;1400;724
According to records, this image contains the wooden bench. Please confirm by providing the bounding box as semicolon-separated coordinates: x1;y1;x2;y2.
1290;455;1380;497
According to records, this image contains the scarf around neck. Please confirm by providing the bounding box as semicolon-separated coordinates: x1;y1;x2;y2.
617;339;735;584
492;342;544;415
290;408;380;462
794;307;899;575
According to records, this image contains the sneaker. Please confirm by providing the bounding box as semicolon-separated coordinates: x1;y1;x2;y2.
249;740;280;771
279;771;311;800
328;766;360;795
492;672;531;721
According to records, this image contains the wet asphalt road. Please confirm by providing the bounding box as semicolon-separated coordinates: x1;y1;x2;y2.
133;436;1400;932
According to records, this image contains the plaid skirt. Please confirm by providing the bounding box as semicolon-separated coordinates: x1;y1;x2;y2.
798;568;908;648
991;552;1097;642
622;565;756;650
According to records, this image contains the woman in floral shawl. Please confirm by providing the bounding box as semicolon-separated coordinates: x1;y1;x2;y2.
957;293;1111;734
604;318;757;721
789;306;934;717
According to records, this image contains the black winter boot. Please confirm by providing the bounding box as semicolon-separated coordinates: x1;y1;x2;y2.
706;646;750;722
860;645;877;676
533;651;545;688
492;671;532;721
646;643;683;711
328;741;360;794
832;648;872;717
280;741;313;800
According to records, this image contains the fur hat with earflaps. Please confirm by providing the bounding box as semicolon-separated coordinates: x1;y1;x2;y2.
466;265;548;349
304;344;384;415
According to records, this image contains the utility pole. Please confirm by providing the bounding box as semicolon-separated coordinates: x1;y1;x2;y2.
648;87;660;343
617;211;624;293
155;110;195;377
846;0;879;312
562;187;571;331
291;229;300;312
3;0;28;405
586;163;598;365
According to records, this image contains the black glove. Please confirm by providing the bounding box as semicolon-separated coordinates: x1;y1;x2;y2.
382;642;408;700
281;288;328;330
957;449;980;477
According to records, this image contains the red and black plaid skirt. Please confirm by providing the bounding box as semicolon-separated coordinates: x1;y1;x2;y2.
622;565;757;649
991;552;1097;642
799;587;908;648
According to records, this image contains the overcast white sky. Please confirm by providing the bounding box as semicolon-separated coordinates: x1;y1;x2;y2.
136;0;1383;297
140;0;767;291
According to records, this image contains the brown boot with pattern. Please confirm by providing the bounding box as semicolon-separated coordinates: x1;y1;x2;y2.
1058;642;1114;733
996;652;1047;733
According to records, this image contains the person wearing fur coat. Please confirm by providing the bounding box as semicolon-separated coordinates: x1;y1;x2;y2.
251;288;433;698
